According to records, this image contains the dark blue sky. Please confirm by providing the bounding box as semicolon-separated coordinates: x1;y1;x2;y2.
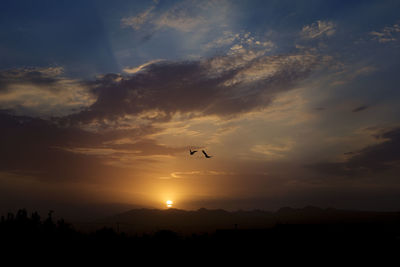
1;0;398;77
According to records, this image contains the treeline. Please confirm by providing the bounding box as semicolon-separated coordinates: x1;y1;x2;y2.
1;209;399;257
1;209;76;241
0;209;201;254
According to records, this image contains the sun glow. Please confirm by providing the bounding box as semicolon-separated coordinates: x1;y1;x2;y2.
166;200;173;208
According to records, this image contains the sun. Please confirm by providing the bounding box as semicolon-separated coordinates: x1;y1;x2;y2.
166;200;173;208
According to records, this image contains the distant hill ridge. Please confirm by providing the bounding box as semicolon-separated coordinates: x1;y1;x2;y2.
86;206;400;234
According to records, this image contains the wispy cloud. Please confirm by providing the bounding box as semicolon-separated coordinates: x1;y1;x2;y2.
331;65;377;86
123;59;165;74
301;20;336;39
204;31;275;52
251;139;294;159
370;23;400;43
161;170;236;179
121;0;232;33
121;3;157;30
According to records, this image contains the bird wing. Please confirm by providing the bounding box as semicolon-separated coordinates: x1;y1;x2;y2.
202;150;208;157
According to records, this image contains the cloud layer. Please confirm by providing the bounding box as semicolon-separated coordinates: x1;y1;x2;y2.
0;67;94;117
309;127;400;176
64;52;319;128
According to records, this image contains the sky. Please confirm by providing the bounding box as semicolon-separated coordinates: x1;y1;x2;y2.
1;0;400;216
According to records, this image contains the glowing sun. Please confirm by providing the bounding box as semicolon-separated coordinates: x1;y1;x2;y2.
166;200;173;208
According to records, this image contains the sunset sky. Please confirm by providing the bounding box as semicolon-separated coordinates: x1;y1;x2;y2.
1;0;400;216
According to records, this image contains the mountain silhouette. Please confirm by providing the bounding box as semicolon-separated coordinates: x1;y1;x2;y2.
89;206;400;234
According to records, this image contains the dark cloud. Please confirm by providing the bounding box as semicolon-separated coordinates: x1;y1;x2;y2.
0;53;318;182
63;54;318;125
0;67;61;92
0;112;109;181
308;127;400;176
0;112;181;182
352;105;369;112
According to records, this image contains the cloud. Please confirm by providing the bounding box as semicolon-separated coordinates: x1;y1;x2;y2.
63;51;319;128
106;138;186;157
301;20;336;39
0;67;95;117
159;0;231;32
0;112;110;181
251;139;294;159
204;31;275;53
0;42;323;187
308;127;400;176
352;105;369;112
0;47;319;182
0;67;63;91
121;3;156;30
121;0;233;48
123;59;165;74
57;138;186;169
330;65;377;86
370;23;400;43
203;31;239;50
0;111;185;182
155;3;206;32
121;0;232;35
160;170;236;179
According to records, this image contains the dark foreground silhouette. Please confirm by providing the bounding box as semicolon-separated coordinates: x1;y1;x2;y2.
1;208;399;261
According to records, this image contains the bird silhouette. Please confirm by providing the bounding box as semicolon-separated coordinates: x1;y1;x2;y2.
202;150;212;158
190;149;198;155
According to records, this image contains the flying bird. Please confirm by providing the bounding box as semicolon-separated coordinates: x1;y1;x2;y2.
190;149;198;155
202;150;212;158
